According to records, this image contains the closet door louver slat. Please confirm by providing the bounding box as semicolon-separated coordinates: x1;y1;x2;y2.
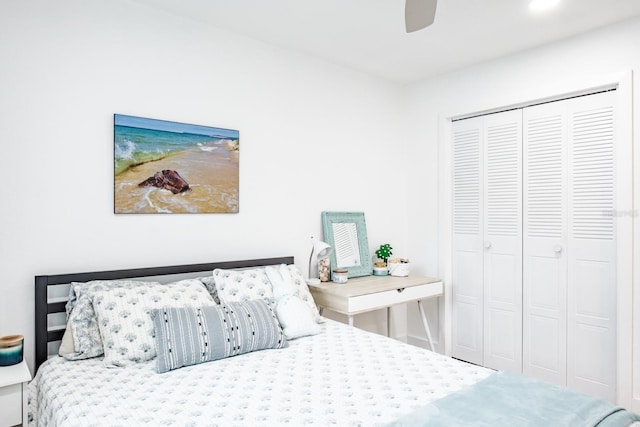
453;129;481;235
571;107;614;240
525;115;564;239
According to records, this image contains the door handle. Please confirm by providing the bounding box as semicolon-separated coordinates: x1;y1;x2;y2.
484;241;492;249
553;244;563;254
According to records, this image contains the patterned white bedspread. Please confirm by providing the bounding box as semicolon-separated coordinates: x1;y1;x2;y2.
29;319;492;426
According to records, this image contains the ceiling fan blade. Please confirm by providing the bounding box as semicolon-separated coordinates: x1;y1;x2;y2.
405;0;437;33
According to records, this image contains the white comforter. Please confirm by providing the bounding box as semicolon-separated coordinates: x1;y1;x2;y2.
29;319;492;426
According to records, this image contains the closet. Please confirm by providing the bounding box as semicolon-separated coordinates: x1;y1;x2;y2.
451;90;617;402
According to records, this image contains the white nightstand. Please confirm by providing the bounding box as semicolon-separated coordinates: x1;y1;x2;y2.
309;275;443;351
0;360;32;427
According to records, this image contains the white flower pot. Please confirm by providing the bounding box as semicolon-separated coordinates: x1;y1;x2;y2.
387;261;410;277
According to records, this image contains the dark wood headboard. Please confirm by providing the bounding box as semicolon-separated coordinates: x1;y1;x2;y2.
34;256;294;373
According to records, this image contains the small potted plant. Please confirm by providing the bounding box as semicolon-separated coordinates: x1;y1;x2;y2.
374;244;393;276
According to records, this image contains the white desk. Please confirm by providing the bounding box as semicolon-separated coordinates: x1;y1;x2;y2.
309;275;443;351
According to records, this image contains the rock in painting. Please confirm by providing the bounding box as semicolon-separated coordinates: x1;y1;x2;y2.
138;170;190;194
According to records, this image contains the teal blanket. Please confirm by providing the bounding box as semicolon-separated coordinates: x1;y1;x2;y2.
388;371;640;427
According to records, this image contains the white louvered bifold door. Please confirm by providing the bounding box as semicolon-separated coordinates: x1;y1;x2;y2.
452;116;484;365
482;110;523;372
522;101;568;387
452;90;617;395
566;91;616;401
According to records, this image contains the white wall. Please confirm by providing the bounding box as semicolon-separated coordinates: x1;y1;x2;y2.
404;16;640;408
0;0;410;370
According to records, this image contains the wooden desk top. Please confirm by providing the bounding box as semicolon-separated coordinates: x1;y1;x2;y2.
308;274;441;298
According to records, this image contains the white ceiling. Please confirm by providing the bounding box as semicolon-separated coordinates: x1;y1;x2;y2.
131;0;640;83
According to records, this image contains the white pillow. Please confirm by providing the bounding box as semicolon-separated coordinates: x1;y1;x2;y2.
285;265;323;323
58;320;75;356
213;268;274;303
265;265;320;339
92;279;216;367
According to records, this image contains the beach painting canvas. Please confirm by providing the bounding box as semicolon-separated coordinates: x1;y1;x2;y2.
114;114;239;214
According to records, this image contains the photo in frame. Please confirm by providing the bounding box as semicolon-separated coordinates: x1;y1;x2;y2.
321;211;372;278
114;114;239;214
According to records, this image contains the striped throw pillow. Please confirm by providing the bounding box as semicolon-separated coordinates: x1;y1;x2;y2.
151;300;287;373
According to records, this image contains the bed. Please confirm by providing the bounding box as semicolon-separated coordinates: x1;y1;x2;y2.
30;257;640;426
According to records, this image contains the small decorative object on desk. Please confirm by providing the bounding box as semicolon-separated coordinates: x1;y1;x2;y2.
388;258;410;277
373;262;388;276
318;256;331;282
0;334;24;366
332;269;349;284
374;243;393;276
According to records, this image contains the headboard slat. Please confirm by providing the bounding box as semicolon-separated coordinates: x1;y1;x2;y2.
48;302;67;314
47;330;65;342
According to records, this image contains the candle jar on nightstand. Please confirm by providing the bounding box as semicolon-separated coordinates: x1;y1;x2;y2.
0;335;24;366
332;269;349;284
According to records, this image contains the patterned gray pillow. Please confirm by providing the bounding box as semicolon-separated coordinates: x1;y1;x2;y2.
195;275;220;304
93;279;216;367
151;300;288;373
63;280;161;360
213;268;274;303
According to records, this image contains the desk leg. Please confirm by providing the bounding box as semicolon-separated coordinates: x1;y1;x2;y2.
386;306;391;337
348;315;354;327
417;300;435;352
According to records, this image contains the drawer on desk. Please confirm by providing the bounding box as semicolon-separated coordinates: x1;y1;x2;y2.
349;281;443;313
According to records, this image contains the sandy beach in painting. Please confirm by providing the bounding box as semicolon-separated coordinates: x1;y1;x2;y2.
115;146;239;214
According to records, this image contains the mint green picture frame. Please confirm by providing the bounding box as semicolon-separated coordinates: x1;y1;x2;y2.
321;211;372;278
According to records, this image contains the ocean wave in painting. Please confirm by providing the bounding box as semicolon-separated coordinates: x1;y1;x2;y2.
114;125;235;175
114;139;177;175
